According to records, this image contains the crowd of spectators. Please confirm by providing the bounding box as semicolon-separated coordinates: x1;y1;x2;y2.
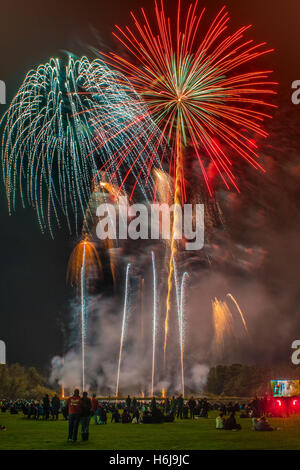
0;393;294;439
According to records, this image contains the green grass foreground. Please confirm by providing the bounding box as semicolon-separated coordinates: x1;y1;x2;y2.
1;411;300;450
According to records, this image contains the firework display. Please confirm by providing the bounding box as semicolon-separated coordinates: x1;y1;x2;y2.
1;56;164;236
4;0;300;455
1;0;278;399
102;0;277;196
99;0;277;362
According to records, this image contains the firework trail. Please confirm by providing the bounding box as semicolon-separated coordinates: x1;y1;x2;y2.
226;293;248;334
140;277;145;397
115;263;131;398
102;0;277;358
174;260;188;397
1;56;164;236
80;243;86;391
66;234;102;286
153;168;172;206
66;235;101;391
81;179;124;289
141;278;145;344
212;298;234;355
179;272;189;397
61;356;65;398
151;252;158;397
164;201;180;361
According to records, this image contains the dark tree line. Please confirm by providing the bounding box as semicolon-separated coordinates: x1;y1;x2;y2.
0;363;54;399
205;363;300;397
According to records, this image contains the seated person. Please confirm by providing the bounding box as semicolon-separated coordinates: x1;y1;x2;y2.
98;407;107;424
132;409;140;424
182;405;189;419
36;404;44;420
111;409;121;423
224;412;241;431
122;409;131;423
152;407;165;424
216;413;225;429
252;416;274;431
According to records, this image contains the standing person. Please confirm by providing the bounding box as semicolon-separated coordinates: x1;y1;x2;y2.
51;394;60;420
99;405;107;424
61;400;68;420
132;397;137;412
96;401;102;424
177;395;184;419
171;396;176;414
151;397;157;412
164;398;170;414
91;394;98;425
67;389;82;442
80;392;92;441
43;394;50;420
201;398;209;418
188;397;196;419
37;402;43;420
126;395;131;411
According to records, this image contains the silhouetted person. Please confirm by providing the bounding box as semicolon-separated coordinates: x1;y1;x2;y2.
43;394;50;420
91;394;98;425
183;404;189;419
132;397;137;411
80;392;92;441
164;398;170;414
201;398;209;418
122;409;131;423
51;395;60;420
111;408;121;423
177;395;184;419
224;412;241;431
98;405;107;424
188;397;196;419
62;401;68;420
151;397;157;412
126;395;131;410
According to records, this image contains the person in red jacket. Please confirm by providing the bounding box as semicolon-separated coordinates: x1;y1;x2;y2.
67;389;82;442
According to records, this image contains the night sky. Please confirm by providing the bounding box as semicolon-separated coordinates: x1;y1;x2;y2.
1;0;300;371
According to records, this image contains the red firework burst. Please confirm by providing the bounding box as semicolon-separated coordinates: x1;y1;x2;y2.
100;0;277;198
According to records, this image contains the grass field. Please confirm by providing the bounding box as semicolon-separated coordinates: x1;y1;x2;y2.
1;411;300;450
